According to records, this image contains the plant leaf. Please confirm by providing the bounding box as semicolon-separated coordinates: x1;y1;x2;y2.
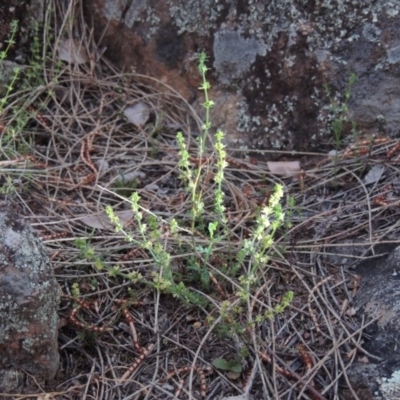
212;358;242;372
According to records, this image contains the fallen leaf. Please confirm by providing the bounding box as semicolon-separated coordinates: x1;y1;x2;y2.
363;164;385;185
80;209;133;230
328;149;338;157
193;321;202;330
96;159;109;172
122;171;146;180
345;307;357;317
226;371;241;380
124;102;150;127
57;39;89;64
267;161;301;176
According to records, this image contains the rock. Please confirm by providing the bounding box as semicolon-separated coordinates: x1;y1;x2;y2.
345;245;400;399
82;1;400;154
0;202;60;393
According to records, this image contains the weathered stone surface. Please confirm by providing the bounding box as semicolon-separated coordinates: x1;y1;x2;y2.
346;245;400;399
83;1;400;154
0;202;60;392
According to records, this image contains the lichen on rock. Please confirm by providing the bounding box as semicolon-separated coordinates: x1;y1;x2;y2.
0;202;60;393
168;0;226;36
213;30;266;86
86;0;400;153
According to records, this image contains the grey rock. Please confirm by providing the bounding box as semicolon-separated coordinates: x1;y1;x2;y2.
83;0;400;154
346;245;400;399
0;203;60;393
213;30;267;86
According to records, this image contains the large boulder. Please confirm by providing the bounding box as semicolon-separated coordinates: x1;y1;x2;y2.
0;202;60;393
82;1;400;153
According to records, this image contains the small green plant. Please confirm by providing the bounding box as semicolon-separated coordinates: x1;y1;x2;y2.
0;15;60;198
263;290;294;320
324;72;356;150
176;52;228;227
0;20;21;114
0;20;18;63
23;21;45;89
75;237;144;283
71;282;81;300
104;52;292;337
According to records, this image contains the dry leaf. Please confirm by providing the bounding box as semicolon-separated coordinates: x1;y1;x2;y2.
363;164;385;185
328;149;338;157
226;371;241;380
80;209;133;230
345;307;357;317
358;356;369;364
267;161;301;176
193;321;202;330
57;39;89;64
96;159;109;172
124;102;150;127
123;171;146;180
